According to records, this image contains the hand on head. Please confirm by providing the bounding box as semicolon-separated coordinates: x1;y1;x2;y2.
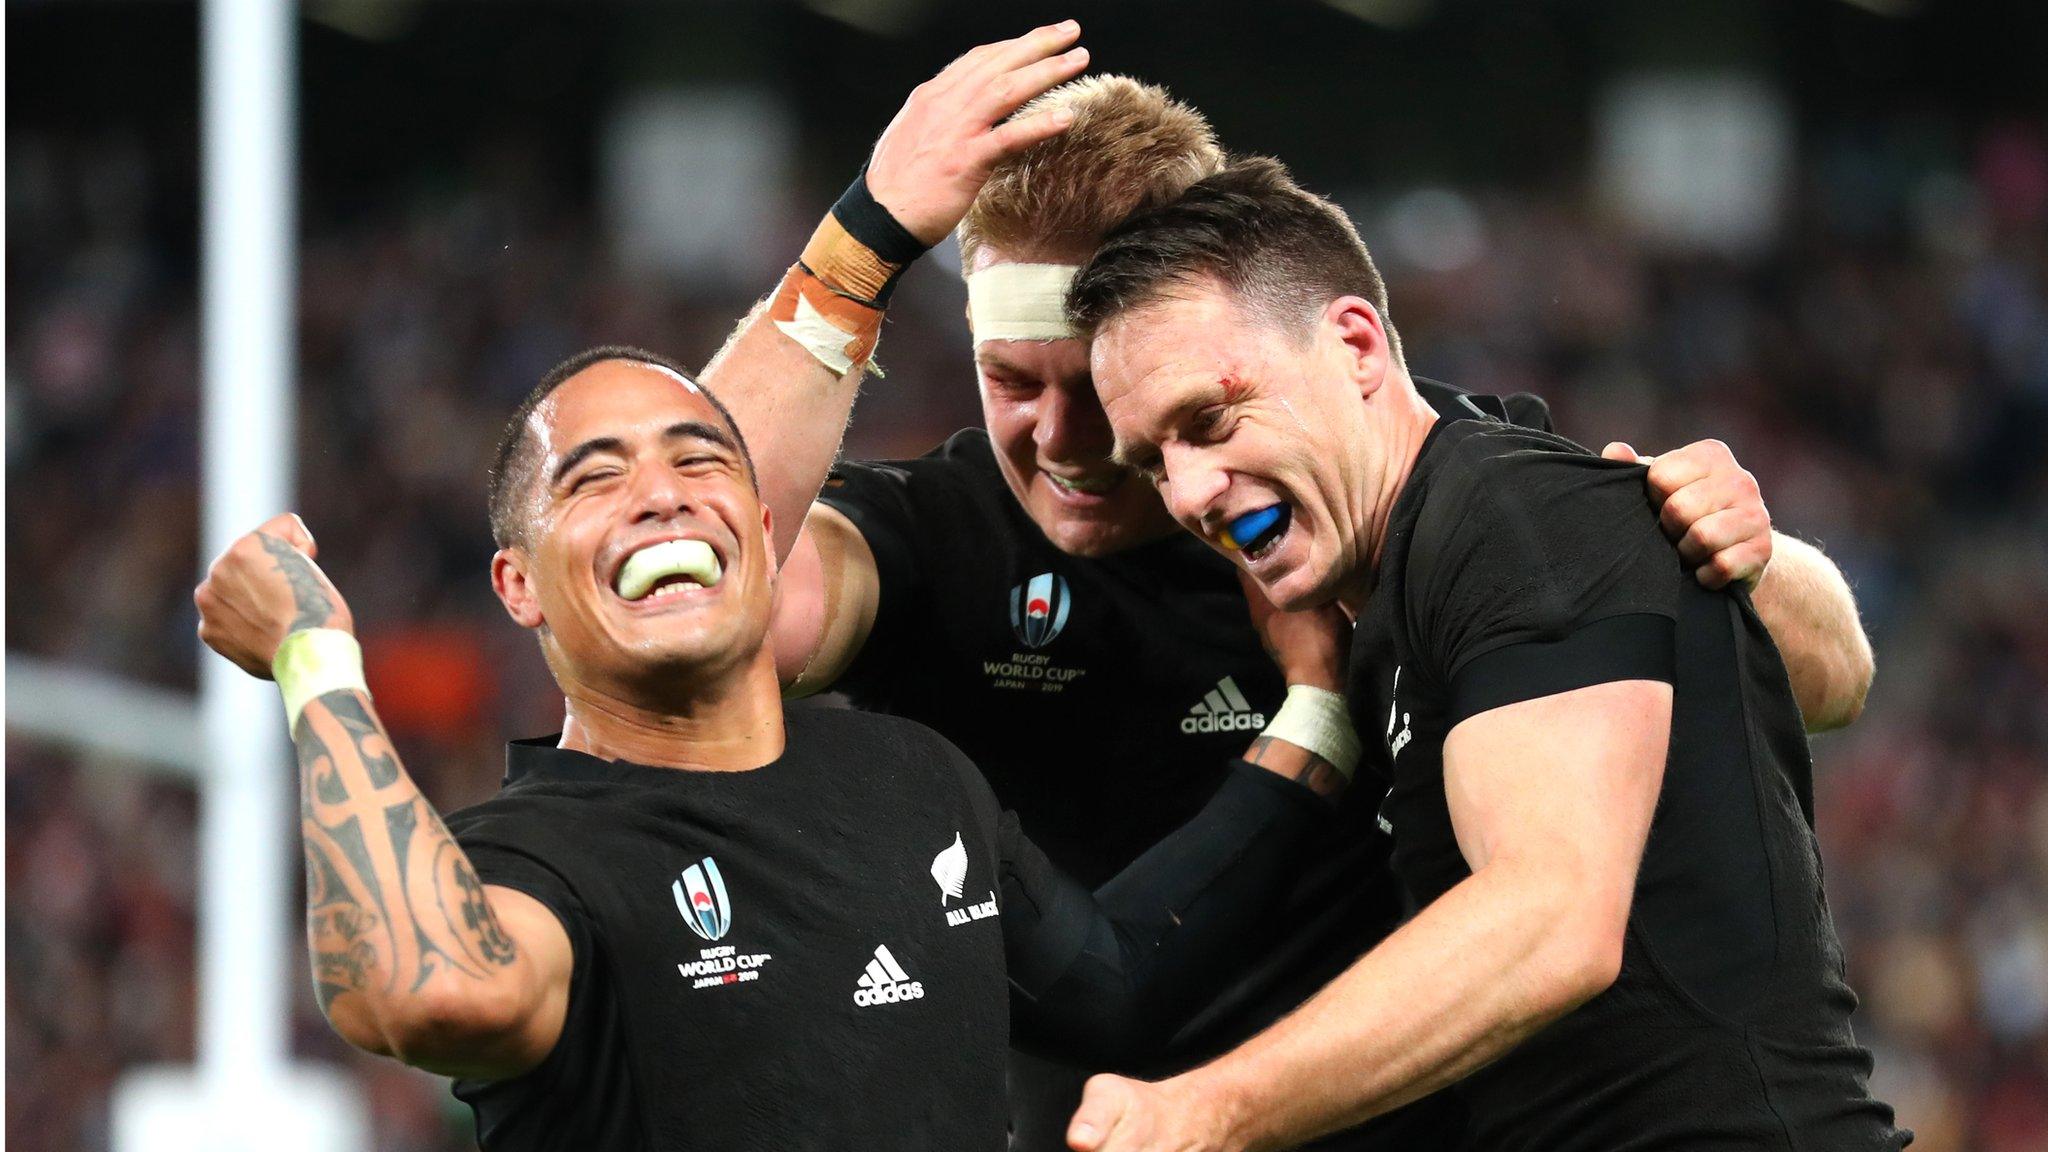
865;21;1088;246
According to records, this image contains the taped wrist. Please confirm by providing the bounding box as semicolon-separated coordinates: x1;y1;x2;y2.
770;168;931;376
1263;685;1361;780
272;628;368;732
817;165;927;305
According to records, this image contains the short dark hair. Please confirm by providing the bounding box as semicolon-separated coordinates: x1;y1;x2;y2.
1065;156;1403;364
486;345;757;549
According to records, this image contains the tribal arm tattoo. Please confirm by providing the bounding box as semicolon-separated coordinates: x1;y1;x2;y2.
294;687;526;1046
1244;734;1349;801
258;532;338;632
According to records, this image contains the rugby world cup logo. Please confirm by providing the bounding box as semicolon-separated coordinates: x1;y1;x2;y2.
1009;572;1072;649
672;857;732;943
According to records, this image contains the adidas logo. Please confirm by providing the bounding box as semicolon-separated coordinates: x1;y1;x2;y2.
853;944;925;1007
1180;676;1267;734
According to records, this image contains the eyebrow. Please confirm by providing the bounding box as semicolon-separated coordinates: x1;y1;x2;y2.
975;352;1031;378
550;420;739;487
1108;380;1225;471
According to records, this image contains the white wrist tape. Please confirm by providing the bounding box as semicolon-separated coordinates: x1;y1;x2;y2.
1263;685;1361;781
273;628;368;731
967;263;1080;344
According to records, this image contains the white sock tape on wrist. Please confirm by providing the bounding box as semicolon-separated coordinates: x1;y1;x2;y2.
1263;684;1361;781
273;628;368;731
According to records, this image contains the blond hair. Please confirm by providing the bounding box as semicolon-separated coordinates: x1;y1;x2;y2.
959;75;1224;266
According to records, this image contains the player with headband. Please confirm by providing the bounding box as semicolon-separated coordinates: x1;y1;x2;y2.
696;32;1877;1150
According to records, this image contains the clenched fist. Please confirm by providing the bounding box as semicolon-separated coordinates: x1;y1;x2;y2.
194;513;353;678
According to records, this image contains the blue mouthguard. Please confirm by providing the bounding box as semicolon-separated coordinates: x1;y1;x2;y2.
1224;505;1285;551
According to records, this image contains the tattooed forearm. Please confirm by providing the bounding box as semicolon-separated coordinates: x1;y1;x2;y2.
1246;734;1348;800
258;532;336;632
385;798;485;990
440;844;519;968
296;714;350;806
292;690;531;1039
328;693;400;789
305;838;379;1010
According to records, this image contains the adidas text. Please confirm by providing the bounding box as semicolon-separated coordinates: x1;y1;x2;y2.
1181;711;1267;734
854;981;926;1006
854;945;924;1007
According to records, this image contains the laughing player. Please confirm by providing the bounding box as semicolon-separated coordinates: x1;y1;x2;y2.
194;349;1366;1149
692;27;1876;1150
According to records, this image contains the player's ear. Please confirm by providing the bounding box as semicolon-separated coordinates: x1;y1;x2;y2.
759;505;778;577
1326;295;1392;400
492;547;546;630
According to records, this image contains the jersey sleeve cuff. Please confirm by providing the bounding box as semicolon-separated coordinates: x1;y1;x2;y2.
1448;612;1674;726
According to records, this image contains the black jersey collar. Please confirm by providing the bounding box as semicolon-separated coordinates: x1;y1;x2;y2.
1414;376;1509;424
503;736;763;786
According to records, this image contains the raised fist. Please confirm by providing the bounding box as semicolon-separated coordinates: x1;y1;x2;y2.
195;513;353;679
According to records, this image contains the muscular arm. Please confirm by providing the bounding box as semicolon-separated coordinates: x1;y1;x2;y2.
1616;439;1874;733
294;687;572;1080
1071;682;1668;1150
698;23;1087;563
699;300;865;564
201;523;573;1081
770;502;882;696
1750;534;1873;731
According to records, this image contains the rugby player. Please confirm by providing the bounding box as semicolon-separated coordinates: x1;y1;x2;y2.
694;31;1877;1150
1056;157;1906;1150
192;348;1368;1149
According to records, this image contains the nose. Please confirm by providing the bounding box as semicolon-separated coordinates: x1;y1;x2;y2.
626;457;693;523
1158;442;1230;531
1034;380;1114;464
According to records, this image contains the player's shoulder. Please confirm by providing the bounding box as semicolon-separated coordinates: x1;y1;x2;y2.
824;428;1018;524
1408;418;1634;557
785;704;1001;818
785;701;975;768
1427;416;1594;491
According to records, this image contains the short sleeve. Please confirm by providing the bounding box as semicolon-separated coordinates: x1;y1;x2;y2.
1408;430;1678;725
445;802;587;943
816;460;922;609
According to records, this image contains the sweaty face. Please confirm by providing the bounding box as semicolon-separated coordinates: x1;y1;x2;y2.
494;361;775;699
969;250;1179;557
1091;286;1381;610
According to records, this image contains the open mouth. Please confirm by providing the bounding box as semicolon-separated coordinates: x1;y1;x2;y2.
1222;503;1292;563
1046;472;1123;498
614;538;724;603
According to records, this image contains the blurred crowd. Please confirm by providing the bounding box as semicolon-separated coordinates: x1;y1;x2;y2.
9;106;2047;1150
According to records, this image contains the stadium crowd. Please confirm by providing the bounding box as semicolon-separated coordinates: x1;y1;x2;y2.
8;111;2046;1150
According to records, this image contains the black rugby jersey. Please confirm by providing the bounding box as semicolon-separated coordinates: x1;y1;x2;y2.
1349;412;1906;1150
442;704;1326;1151
818;383;1546;1031
817;381;1549;1150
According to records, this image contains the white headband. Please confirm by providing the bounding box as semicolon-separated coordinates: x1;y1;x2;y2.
966;263;1081;345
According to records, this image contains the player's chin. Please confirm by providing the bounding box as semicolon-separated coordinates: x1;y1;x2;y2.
1245;544;1333;612
1033;495;1153;557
